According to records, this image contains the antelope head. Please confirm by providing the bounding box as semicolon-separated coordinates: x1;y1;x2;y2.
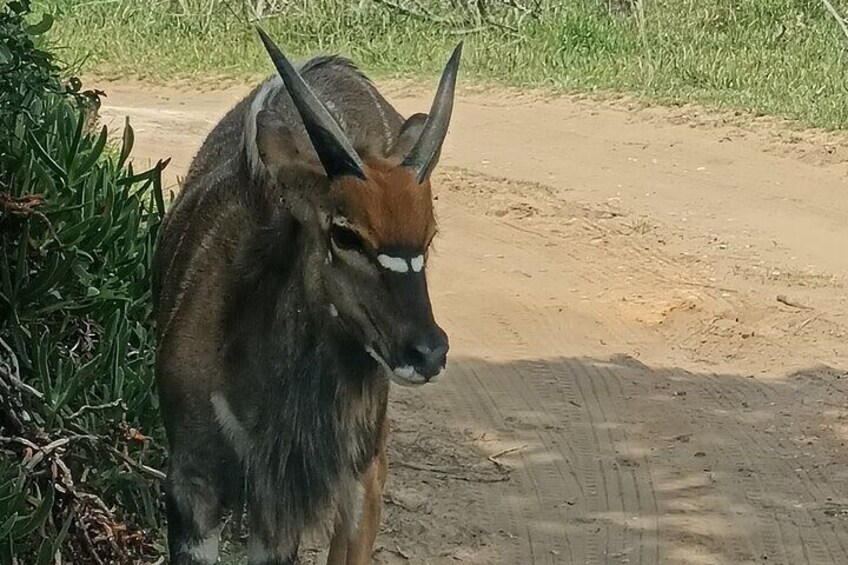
254;29;461;386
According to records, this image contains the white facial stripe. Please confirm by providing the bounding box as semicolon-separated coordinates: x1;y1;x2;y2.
377;254;409;273
332;216;354;229
330;217;426;275
410;255;425;273
329;218;372;265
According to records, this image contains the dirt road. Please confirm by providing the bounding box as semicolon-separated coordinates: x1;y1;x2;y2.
96;80;848;564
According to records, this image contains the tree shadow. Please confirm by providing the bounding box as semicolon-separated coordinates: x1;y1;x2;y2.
364;354;848;565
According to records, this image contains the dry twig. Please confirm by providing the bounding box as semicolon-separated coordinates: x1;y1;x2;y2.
393;458;511;483
68;399;126;420
0;192;61;244
822;0;848;44
777;294;813;310
372;0;451;23
487;444;526;471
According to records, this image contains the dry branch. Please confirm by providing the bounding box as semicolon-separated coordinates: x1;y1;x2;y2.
372;0;451;23
372;0;531;35
776;294;813;310
822;0;848;44
486;444;526;471
393;454;512;483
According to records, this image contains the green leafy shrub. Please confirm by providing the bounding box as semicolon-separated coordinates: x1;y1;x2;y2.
0;1;168;562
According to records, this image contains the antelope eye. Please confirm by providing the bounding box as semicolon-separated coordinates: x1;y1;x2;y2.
329;224;366;253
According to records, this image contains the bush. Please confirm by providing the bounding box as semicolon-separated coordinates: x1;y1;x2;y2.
0;1;168;562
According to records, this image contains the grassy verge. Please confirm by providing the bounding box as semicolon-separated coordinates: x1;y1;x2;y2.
43;0;848;129
1;2;166;561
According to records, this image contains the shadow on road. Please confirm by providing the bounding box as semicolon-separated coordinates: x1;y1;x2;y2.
363;355;848;565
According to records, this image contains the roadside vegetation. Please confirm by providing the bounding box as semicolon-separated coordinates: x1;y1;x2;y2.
44;0;848;129
0;1;167;562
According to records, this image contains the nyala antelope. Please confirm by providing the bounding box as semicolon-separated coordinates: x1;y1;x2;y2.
152;28;461;565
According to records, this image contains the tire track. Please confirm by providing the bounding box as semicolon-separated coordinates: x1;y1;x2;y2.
688;372;848;564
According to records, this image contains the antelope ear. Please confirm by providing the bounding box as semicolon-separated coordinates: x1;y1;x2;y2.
255;109;325;221
388;113;429;161
255;108;332;182
255;108;305;178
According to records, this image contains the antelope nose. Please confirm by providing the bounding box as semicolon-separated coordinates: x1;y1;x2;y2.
403;333;449;380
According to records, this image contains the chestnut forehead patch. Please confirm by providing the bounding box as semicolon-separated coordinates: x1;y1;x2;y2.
336;162;436;249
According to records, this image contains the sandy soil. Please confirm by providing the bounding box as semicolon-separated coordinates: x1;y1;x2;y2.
94;79;848;564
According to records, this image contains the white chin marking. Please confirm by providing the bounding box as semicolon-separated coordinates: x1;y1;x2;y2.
329;304;339;317
391;366;427;386
410;254;425;273
377;254;409;273
365;347;427;386
394;365;414;379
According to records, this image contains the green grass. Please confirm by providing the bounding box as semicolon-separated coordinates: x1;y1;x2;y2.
40;0;848;129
